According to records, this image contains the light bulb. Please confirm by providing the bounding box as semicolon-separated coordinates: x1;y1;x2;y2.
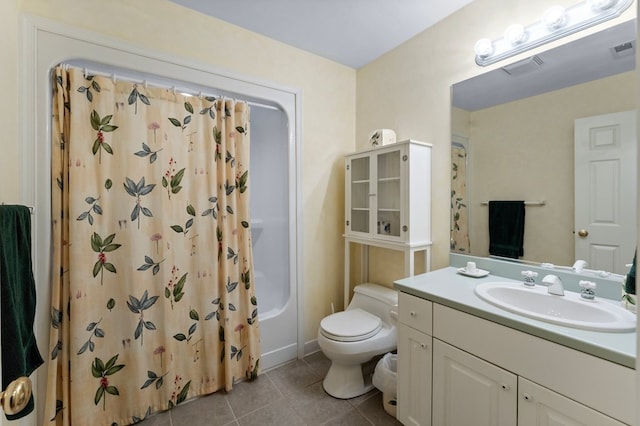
474;38;494;58
588;0;617;10
544;5;567;30
504;24;527;45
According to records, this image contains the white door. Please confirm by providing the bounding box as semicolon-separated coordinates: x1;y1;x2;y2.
518;378;625;426
574;111;636;275
397;325;432;426
432;339;517;426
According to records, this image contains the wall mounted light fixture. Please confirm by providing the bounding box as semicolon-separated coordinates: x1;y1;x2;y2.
474;0;633;66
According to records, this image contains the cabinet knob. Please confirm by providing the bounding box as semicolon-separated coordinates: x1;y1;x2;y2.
410;311;417;317
501;384;510;391
522;393;533;402
420;343;426;349
346;220;350;226
402;155;408;161
402;225;408;232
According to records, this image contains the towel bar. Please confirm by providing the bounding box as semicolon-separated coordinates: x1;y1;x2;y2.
481;200;545;206
0;203;34;214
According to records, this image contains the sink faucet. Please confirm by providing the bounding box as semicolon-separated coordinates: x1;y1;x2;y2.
542;274;564;296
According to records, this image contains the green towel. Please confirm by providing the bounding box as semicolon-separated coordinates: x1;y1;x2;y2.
0;205;44;420
488;201;525;259
625;249;636;295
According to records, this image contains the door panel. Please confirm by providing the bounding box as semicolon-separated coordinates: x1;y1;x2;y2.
574;111;636;274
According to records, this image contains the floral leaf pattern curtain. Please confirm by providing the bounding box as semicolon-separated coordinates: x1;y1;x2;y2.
45;65;260;425
451;144;470;253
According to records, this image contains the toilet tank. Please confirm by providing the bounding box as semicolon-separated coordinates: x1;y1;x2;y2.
348;283;398;324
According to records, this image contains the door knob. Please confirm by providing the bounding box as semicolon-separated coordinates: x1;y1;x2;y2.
577;229;589;237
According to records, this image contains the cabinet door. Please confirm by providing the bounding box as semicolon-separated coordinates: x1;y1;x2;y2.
375;147;403;240
433;339;517;426
397;324;432;426
518;378;625;426
345;154;371;234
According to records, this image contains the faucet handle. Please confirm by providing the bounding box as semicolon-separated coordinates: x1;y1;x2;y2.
521;270;538;287
579;280;596;300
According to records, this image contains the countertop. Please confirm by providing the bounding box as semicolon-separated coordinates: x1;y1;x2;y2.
394;266;636;369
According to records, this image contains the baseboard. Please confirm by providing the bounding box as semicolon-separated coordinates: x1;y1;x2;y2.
304;338;320;356
260;343;298;372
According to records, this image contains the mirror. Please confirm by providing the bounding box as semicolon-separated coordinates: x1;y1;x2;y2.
451;21;636;274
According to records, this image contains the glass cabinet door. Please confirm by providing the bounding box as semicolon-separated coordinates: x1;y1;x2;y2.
376;149;401;238
349;156;370;233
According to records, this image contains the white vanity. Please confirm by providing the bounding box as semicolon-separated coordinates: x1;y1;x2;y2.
395;256;636;426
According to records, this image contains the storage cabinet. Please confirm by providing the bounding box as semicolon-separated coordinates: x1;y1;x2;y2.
397;293;433;426
345;140;431;244
432;340;517;426
343;141;432;305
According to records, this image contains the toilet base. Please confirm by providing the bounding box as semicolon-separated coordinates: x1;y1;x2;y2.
322;362;374;399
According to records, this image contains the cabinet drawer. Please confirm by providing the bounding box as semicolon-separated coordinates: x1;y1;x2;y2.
399;292;432;334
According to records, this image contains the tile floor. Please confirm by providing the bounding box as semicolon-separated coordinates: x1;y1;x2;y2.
140;352;402;426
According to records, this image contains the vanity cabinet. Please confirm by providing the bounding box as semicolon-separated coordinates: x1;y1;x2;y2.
431;340;625;426
397;293;432;426
345;139;431;244
396;292;633;426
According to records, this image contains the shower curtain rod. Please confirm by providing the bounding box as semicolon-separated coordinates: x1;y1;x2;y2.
61;63;281;111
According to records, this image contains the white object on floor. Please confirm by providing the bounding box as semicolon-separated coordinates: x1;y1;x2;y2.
318;283;398;399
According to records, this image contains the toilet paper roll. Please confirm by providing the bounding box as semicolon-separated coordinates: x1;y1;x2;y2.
368;129;396;147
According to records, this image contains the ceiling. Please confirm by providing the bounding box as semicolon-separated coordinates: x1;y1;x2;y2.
169;0;476;68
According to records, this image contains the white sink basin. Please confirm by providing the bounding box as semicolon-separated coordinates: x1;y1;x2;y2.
474;282;636;332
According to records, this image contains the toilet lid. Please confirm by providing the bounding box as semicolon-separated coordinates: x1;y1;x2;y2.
320;309;382;342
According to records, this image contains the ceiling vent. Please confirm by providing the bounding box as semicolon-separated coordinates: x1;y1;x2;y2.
611;40;635;58
501;55;544;76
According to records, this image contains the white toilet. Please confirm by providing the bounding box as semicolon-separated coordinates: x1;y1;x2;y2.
317;283;398;399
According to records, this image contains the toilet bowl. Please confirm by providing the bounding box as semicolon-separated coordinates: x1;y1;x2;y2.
317;283;398;399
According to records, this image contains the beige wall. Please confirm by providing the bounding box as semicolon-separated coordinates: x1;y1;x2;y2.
0;0;20;203
3;0;355;343
466;71;635;265
451;107;470;140
357;0;636;283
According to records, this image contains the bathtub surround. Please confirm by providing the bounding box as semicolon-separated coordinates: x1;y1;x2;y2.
46;66;260;424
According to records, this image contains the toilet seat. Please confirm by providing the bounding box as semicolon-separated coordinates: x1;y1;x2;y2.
320;309;382;342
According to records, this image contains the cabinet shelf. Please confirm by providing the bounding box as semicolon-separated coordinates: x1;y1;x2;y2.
378;176;400;182
351;207;370;211
351;179;370;184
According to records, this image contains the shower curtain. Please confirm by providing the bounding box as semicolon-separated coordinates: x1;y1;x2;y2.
451;144;470;253
45;66;260;425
